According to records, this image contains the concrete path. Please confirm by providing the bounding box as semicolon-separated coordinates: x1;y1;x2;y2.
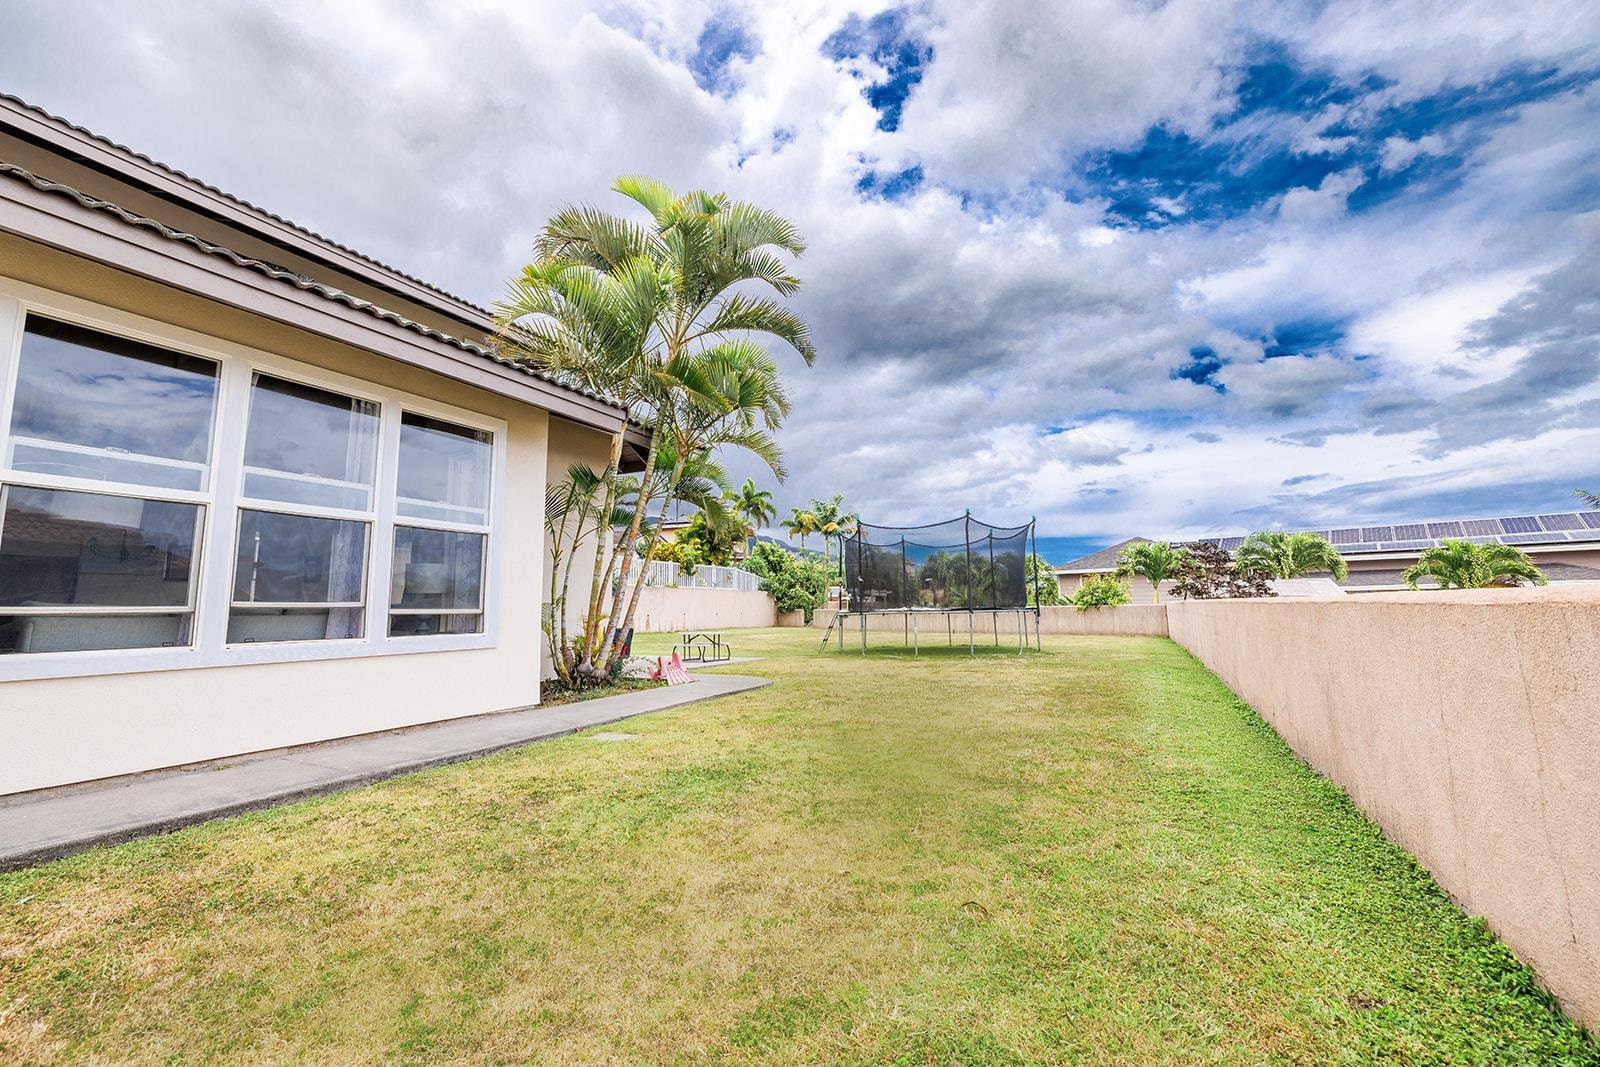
0;673;771;872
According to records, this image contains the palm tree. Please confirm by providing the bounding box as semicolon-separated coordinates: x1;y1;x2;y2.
785;507;819;552
613;341;791;642
727;478;776;556
1235;530;1349;581
1577;489;1600;510
1114;541;1188;603
496;176;814;676
809;494;858;569
1401;539;1548;589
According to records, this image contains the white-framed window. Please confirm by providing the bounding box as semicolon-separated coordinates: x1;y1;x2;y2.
0;315;218;655
388;414;491;637
228;373;378;644
0;279;504;680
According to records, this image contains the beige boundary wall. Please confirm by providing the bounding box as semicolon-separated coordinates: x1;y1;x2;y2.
785;605;1168;636
1166;587;1600;1029
630;588;777;633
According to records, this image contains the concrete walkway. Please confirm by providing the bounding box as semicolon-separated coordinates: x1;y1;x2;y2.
0;673;771;871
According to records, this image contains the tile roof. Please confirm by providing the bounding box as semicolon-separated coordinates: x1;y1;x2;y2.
1054;537;1150;572
0;92;489;317
1059;510;1600;571
0;160;623;412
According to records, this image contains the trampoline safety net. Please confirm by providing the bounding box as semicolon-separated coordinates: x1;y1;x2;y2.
842;514;1036;612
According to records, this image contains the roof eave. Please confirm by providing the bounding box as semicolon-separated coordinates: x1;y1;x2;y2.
0;94;493;333
0;172;628;434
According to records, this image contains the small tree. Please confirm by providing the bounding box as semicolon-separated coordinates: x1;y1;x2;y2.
1026;553;1065;606
746;541;828;623
1401;539;1548;589
1171;541;1276;600
1115;541;1188;603
1578;489;1600;510
1236;530;1348;580
1070;573;1131;611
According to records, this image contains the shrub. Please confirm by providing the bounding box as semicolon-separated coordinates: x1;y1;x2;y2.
1171;541;1275;599
1071;574;1132;611
747;542;828;623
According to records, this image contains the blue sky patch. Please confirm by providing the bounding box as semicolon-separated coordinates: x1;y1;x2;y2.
822;7;932;132
689;13;759;95
1172;346;1227;391
856;164;923;200
1078;55;1599;228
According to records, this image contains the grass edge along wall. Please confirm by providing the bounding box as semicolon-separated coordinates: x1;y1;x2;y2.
1167;587;1600;1031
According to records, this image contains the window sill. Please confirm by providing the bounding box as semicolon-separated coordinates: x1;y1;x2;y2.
0;631;498;683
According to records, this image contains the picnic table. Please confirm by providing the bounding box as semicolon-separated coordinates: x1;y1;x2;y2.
673;629;732;663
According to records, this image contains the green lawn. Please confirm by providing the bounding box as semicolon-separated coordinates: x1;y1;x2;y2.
2;630;1594;1064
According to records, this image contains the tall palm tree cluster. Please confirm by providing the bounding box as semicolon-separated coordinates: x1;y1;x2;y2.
783;494;858;571
496;177;814;686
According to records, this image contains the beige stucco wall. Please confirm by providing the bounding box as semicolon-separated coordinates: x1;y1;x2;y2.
1166;587;1600;1028
630;588;777;633
0;246;565;794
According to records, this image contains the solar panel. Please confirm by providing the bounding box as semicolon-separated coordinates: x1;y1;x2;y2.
1342;542;1380;553
1499;515;1542;534
1427;521;1464;538
1380;540;1433;551
1502;533;1569;545
1461;519;1501;536
1218;536;1245;551
1540;512;1585;531
1465;534;1500;543
1361;526;1393;541
1329;528;1361;544
1583;511;1600;530
1392;523;1428;539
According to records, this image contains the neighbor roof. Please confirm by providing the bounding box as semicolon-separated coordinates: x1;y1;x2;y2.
1057;511;1600;573
1054;537;1150;573
1342;562;1600;588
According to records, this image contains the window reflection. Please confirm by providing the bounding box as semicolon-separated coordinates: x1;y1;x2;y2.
7;316;217;491
0;486;199;607
242;374;378;511
396;413;491;524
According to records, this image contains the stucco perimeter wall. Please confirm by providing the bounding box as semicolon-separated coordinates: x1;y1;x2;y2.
787;605;1168;636
631;588;777;633
1166;588;1600;1028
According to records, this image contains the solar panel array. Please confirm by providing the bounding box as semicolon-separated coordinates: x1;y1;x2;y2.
1198;511;1600;556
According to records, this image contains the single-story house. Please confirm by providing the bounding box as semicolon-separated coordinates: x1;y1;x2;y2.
1055;512;1600;602
0;94;648;795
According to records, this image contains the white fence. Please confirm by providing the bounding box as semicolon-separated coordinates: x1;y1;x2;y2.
645;561;764;592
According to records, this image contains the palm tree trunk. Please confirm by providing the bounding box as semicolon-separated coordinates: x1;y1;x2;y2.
577;430;627;670
594;420;663;671
610;456;686;663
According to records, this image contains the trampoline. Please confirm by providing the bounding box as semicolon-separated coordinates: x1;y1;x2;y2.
821;511;1043;655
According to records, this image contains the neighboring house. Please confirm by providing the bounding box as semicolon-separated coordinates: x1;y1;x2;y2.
1055;511;1600;601
0;94;649;795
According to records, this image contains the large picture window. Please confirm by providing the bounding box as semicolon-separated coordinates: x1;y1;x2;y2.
0;299;500;673
389;413;492;636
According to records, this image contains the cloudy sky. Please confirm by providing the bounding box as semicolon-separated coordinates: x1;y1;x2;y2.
4;1;1598;556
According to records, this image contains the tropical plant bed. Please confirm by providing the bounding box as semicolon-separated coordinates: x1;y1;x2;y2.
537;675;663;708
2;630;1594;1063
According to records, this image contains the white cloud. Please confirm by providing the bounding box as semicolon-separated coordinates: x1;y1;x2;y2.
1;0;1595;547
